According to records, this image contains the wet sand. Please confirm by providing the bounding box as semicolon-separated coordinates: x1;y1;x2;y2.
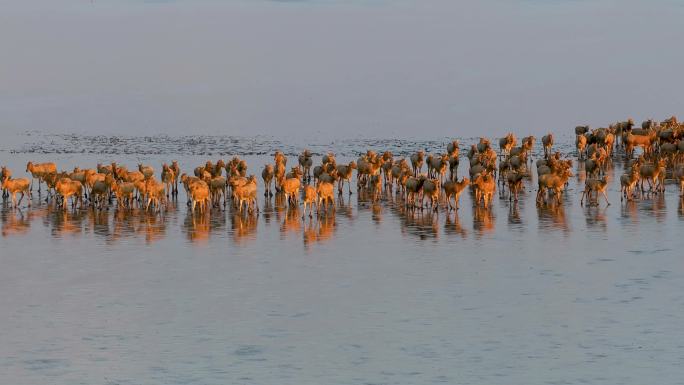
1;134;684;384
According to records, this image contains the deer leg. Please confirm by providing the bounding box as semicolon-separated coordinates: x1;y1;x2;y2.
602;191;610;206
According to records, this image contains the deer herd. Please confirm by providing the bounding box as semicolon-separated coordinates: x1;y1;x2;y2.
3;115;684;219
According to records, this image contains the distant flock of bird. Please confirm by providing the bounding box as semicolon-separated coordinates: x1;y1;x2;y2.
2;115;684;218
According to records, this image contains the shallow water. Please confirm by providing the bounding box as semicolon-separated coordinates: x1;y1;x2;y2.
2;133;684;385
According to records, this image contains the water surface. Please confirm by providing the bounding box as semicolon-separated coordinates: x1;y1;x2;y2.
1;134;684;384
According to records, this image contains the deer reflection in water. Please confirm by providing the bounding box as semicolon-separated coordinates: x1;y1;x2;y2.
507;201;524;231
620;199;640;225
140;210;167;244
583;204;608;232
356;186;384;226
280;205;302;239
184;210;211;244
1;208;31;237
260;192;288;227
48;205;86;238
109;208;168;245
444;211;467;239
261;196;275;225
396;204;439;240
303;213;336;248
230;210;258;245
472;205;495;238
644;194;667;223
371;202;383;225
536;202;569;233
87;206;111;238
336;195;355;221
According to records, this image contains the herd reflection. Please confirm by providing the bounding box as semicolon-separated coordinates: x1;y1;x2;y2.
1;167;679;246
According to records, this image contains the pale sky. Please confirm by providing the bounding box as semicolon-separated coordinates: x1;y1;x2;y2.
1;0;682;140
